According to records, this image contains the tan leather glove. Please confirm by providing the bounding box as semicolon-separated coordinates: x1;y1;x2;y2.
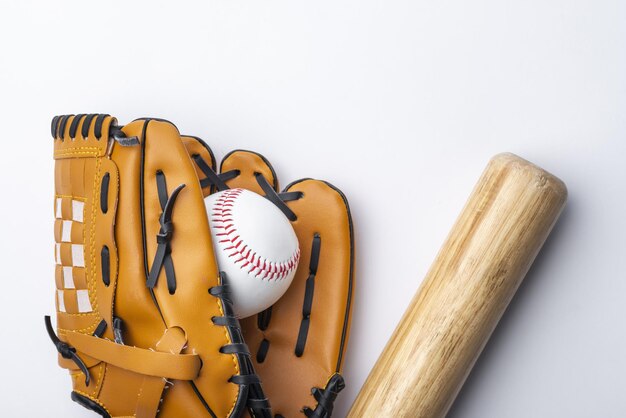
185;141;355;418
47;114;271;418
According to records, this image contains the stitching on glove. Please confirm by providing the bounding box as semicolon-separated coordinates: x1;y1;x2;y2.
56;311;100;318
54;149;101;158
87;157;101;312
92;362;104;397
56;194;87;201
57;319;100;334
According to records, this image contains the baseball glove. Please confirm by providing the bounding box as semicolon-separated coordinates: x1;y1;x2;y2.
47;114;269;418
185;144;355;418
46;114;354;418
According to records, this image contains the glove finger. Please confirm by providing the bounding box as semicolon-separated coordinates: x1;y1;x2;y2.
221;149;279;195
140;121;243;418
220;150;355;418
181;141;274;417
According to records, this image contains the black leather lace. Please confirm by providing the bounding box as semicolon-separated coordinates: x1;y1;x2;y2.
302;374;346;418
51;114;109;140
192;153;239;191
50;114;139;146
295;233;321;357
43;316;125;388
146;172;185;294
210;274;271;418
253;173;302;221
44;316;91;386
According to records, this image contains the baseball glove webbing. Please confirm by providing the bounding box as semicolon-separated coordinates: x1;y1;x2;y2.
46;114;354;418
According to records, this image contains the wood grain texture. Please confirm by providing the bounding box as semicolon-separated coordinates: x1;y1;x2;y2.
347;153;567;418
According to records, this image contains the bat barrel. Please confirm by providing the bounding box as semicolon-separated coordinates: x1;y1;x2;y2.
348;153;567;418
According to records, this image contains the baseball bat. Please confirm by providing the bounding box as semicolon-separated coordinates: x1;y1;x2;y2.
347;153;567;418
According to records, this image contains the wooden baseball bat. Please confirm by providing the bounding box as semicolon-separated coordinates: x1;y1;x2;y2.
347;153;567;418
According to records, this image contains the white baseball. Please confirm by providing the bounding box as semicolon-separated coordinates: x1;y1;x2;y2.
204;188;300;318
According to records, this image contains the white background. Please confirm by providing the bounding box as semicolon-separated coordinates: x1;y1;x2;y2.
0;1;625;417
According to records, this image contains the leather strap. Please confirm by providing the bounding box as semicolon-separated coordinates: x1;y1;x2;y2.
65;329;201;381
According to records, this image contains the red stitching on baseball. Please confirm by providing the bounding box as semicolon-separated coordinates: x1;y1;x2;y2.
211;188;300;281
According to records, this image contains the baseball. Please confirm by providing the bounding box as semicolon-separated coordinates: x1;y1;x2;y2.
204;188;300;318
